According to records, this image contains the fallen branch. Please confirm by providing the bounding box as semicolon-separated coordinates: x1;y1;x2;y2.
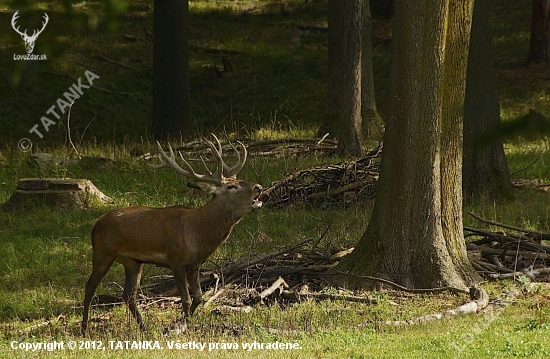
256;277;289;301
468;212;550;242
466;242;550;260
204;288;226;306
297;292;378;304
261;146;381;209
221;237;314;281
487;267;550;279
384;286;488;326
322;271;470;295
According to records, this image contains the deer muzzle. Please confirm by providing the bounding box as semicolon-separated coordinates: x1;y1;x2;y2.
252;185;263;208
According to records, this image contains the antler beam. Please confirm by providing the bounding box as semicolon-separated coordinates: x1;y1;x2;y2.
153;134;248;183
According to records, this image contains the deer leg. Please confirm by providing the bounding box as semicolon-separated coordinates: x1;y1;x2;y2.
188;267;202;315
121;259;145;331
173;264;192;320
82;256;115;336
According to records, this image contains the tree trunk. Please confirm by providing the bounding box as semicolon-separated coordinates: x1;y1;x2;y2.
319;0;344;139
370;0;394;19
321;0;382;154
463;0;513;201
528;0;550;63
337;0;364;157
153;0;192;140
361;0;384;141
336;0;480;289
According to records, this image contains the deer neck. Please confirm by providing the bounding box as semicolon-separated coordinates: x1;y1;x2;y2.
191;196;246;255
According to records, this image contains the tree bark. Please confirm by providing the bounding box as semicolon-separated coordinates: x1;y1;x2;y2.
336;0;480;289
370;0;394;19
337;0;364;157
463;0;513;201
528;0;550;63
322;0;384;156
319;0;343;139
361;0;384;141
153;0;192;140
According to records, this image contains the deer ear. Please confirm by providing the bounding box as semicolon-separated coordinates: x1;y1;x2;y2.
188;182;217;194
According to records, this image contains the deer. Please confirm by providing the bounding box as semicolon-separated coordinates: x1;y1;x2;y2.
11;11;49;54
81;135;263;335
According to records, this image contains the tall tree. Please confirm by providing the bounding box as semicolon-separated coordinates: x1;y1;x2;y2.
321;0;382;156
336;0;480;289
153;0;192;140
528;0;550;63
321;0;344;140
361;0;384;140
463;0;513;200
337;0;364;157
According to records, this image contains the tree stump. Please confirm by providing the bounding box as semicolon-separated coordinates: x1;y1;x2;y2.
2;178;111;211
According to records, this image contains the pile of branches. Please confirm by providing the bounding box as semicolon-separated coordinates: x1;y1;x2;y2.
144;237;377;309
172;137;339;158
466;212;550;281
261;146;381;209
142;214;550;311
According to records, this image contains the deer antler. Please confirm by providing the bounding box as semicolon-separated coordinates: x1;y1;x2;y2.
152;141;223;184
203;134;247;178
11;11;48;39
153;135;248;183
32;13;49;39
11;11;27;38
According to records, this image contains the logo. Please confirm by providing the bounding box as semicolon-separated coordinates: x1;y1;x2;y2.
11;10;48;60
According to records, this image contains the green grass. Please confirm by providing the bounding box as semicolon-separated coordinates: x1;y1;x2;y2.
2;137;550;358
1;0;550;357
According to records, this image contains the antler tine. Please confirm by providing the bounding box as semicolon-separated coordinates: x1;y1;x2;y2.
224;141;247;178
203;134;226;179
38;13;48;34
204;134;224;162
199;156;214;176
11;11;27;37
151;141;222;184
30;13;49;38
204;134;247;178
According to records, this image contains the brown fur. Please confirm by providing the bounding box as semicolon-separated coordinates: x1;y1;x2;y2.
81;179;262;335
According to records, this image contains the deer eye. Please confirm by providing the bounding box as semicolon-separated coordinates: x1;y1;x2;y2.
227;184;238;190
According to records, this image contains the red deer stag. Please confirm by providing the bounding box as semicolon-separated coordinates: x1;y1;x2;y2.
81;135;262;335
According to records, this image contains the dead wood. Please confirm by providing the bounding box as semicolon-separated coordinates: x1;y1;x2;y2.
261;145;381;209
487;267;550;280
296;292;378;304
384;286;488;326
256;277;289;301
464;214;550;280
321;271;470;295
220;237;315;282
169;137;339;160
469;212;550;242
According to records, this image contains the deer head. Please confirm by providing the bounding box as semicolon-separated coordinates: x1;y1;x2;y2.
82;135;262;335
11;11;49;54
152;134;262;217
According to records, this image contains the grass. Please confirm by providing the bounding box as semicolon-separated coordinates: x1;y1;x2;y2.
1;0;550;357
